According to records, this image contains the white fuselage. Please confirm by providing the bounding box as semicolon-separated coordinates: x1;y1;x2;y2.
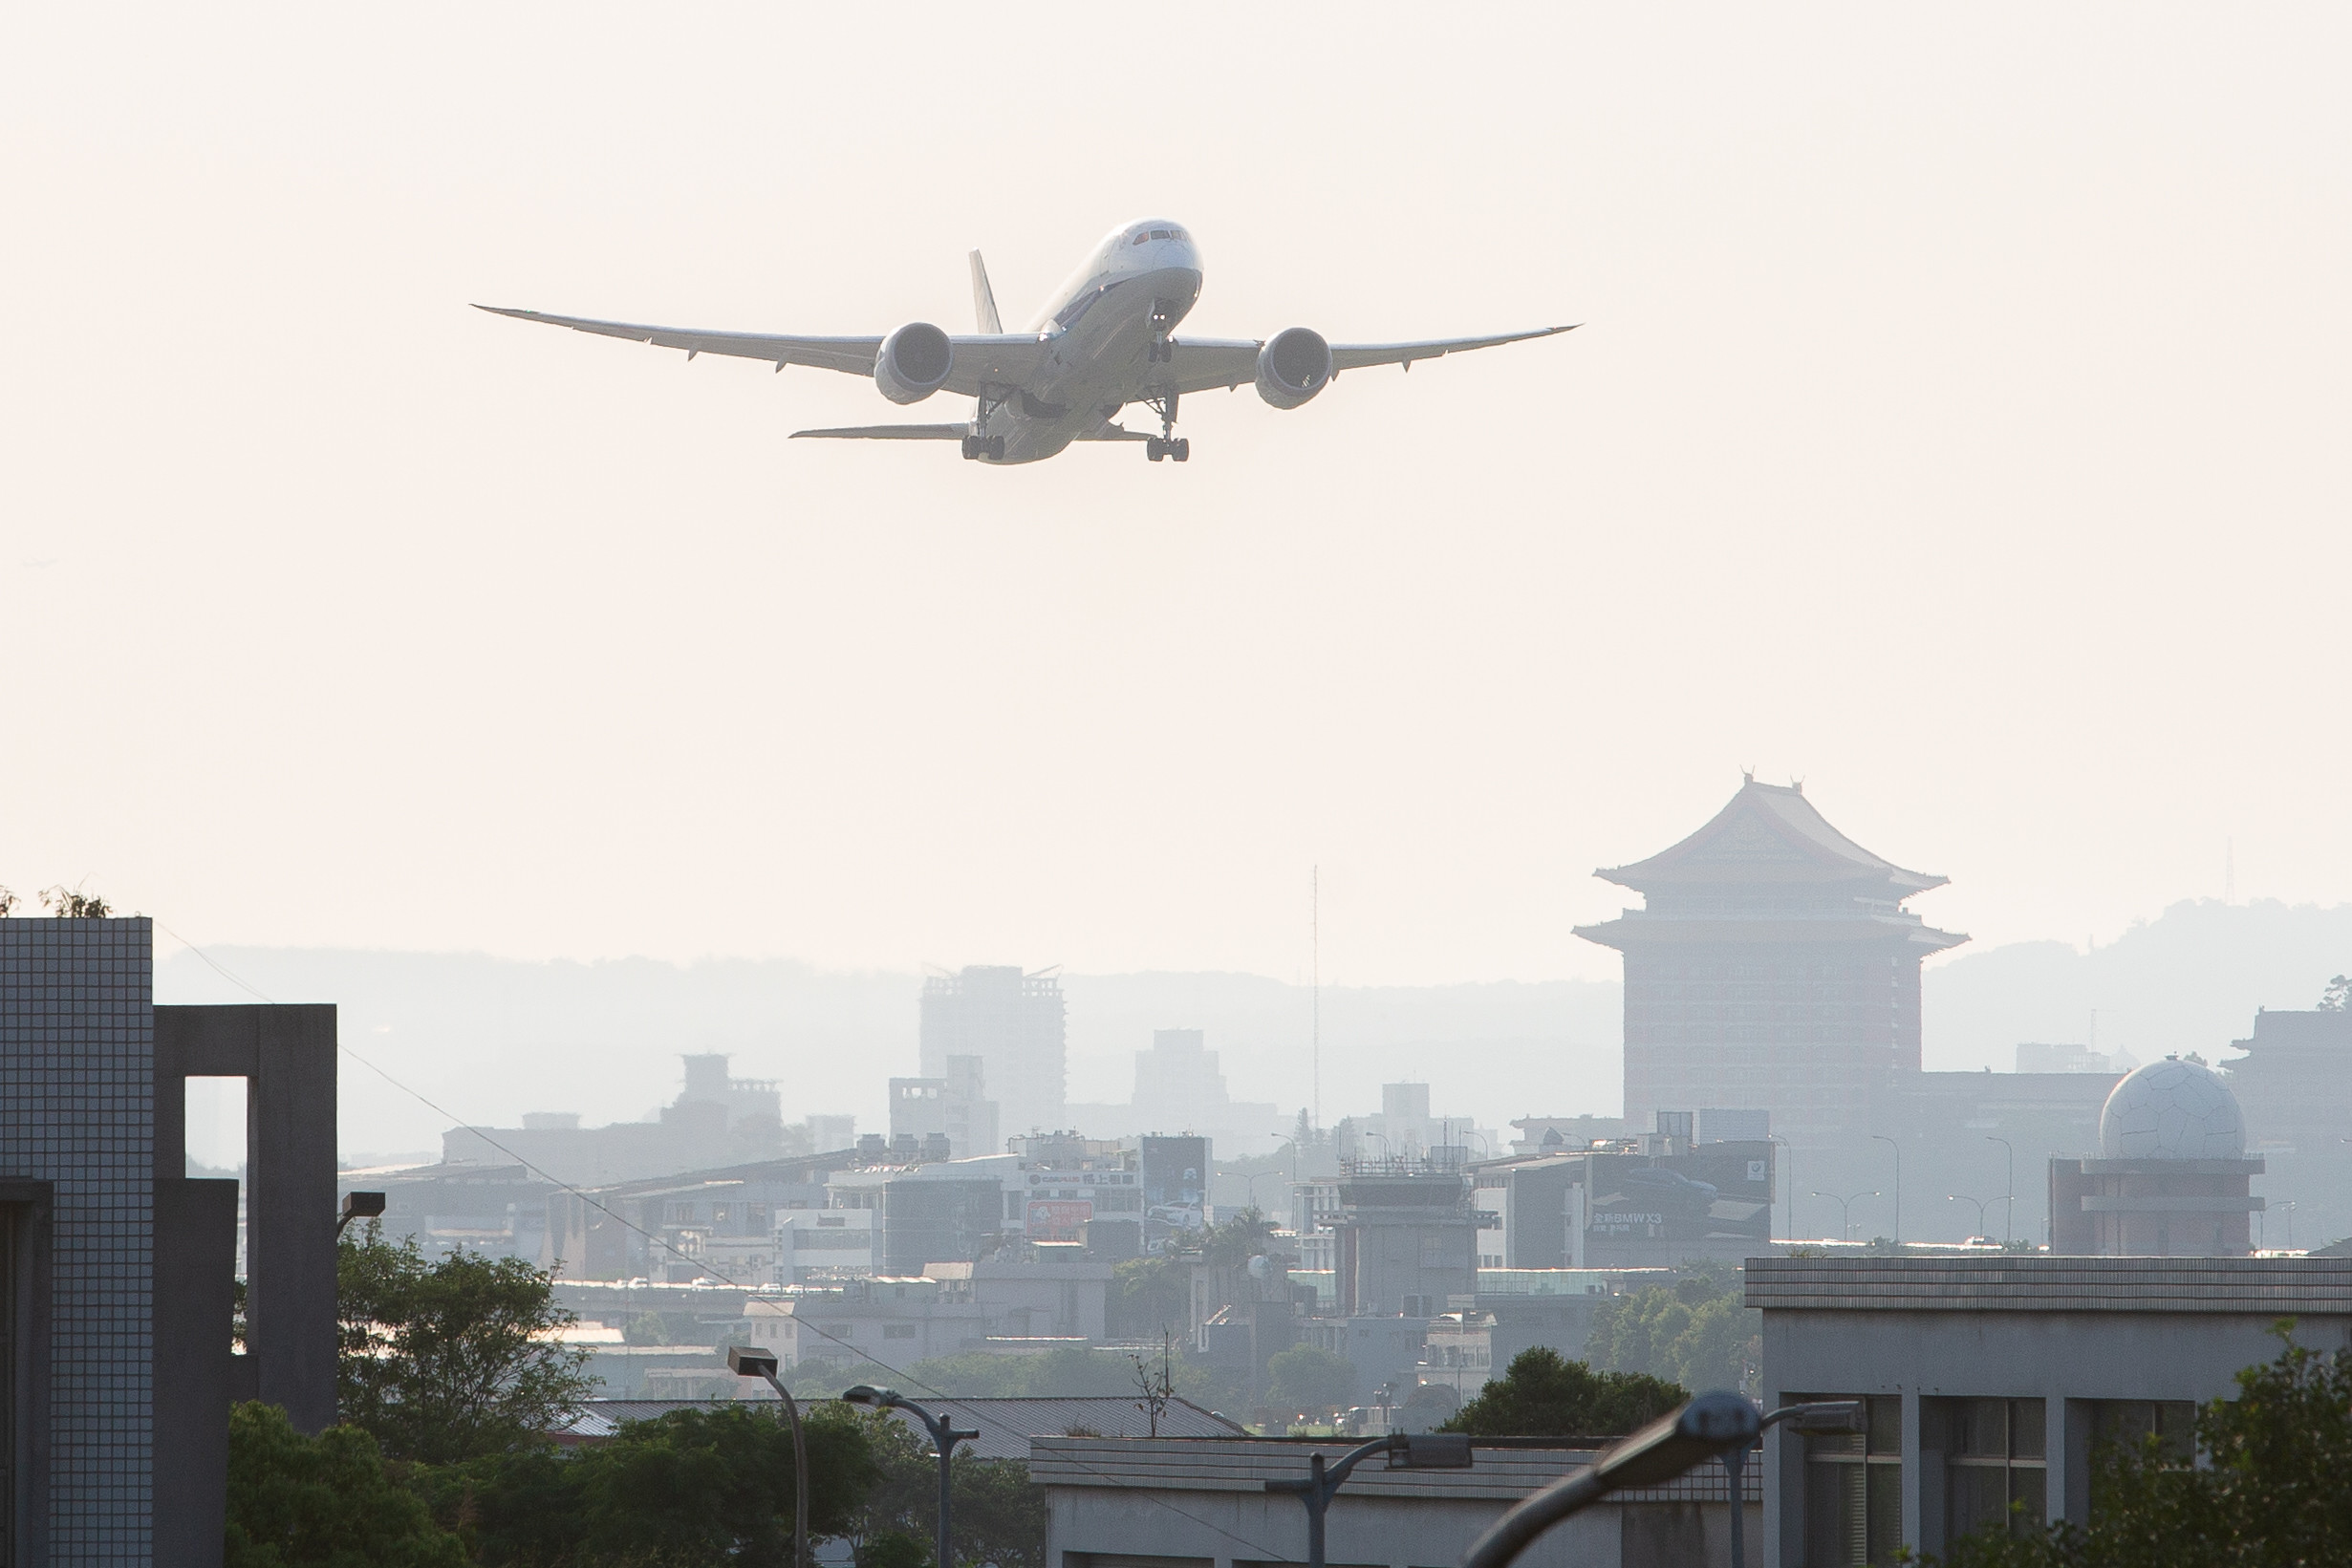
974;219;1202;463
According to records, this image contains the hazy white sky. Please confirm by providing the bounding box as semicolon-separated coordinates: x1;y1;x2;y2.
4;6;2346;987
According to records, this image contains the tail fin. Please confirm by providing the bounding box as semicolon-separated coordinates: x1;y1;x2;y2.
968;249;1003;334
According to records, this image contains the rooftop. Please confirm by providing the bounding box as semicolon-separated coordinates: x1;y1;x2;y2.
1594;779;1947;895
1747;1255;2352;1315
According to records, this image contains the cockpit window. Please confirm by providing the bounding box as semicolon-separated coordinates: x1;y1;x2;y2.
1132;231;1149;245
1150;228;1172;241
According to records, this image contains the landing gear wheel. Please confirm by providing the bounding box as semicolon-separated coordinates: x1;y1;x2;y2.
1146;437;1167;462
1171;438;1190;462
988;436;1005;461
960;435;981;460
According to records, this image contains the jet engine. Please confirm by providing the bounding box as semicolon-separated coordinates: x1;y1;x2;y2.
1255;327;1332;409
874;322;953;404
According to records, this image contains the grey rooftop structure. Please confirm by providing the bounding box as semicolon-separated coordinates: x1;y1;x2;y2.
1748;1255;2352;1565
1035;1435;1757;1568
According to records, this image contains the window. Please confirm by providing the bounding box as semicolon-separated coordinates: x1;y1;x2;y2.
663;1202;694;1224
1802;1394;1902;1566
1132;231;1150;245
884;1323;917;1340
1931;1398;2046;1545
1150;228;1172;241
2088;1401;2196;1516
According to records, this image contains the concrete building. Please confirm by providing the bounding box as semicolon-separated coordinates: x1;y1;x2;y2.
1035;1435;1759;1568
1576;778;1969;1148
1065;1029;1282;1152
926;1251;1114;1342
2226;1004;2352;1245
442;1052;842;1189
2049;1057;2263;1257
889;1055;1000;1160
1749;1255;2352;1565
1332;1154;1477;1317
778;1208;875;1283
539;1153;838;1282
2;917;339;1568
920;965;1068;1139
743;1275;987;1370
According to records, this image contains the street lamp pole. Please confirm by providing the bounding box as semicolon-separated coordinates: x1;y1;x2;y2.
1720;1401;1866;1568
1767;1137;1793;1241
1947;1193;1992;1239
1812;1192;1877;1243
1266;1432;1473;1568
1984;1136;2014;1245
726;1348;809;1568
844;1385;979;1568
1872;1135;1902;1244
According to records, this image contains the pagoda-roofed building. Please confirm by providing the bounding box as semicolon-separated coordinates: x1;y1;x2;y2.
1576;778;1967;1150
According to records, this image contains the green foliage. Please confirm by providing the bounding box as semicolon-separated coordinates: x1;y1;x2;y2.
1585;1273;1760;1395
1441;1347;1686;1436
849;1407;1047;1568
1265;1345;1356;1417
39;885;111;917
336;1223;595;1464
2322;974;2349;1012
620;1311;673;1345
1935;1330;2352;1568
909;1347;1140;1398
416;1402;879;1568
225;1401;469;1568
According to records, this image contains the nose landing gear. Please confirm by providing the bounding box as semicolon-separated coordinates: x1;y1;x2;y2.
1141;392;1188;462
960;434;1006;461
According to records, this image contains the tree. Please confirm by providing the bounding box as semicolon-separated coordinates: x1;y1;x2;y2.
38;885;110;917
1584;1273;1761;1395
1265;1345;1356;1419
225;1401;470;1568
847;1408;1047;1568
1934;1328;2352;1566
336;1223;595;1464
1442;1347;1686;1436
416;1402;880;1568
2322;975;2349;1012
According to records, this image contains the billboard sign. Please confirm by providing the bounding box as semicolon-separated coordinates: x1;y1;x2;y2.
1141;1134;1210;1233
1025;1199;1093;1242
1585;1143;1773;1245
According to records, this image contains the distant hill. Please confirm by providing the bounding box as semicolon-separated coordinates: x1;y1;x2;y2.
156;897;2346;1162
1922;898;2352;1071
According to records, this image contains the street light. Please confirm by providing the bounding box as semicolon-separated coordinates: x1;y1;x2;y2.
843;1385;979;1568
1984;1135;2015;1245
1947;1193;1993;1240
1459;1393;1760;1568
727;1347;810;1568
1872;1134;1902;1245
335;1192;386;1238
1718;1401;1866;1568
1812;1191;1878;1242
1228;1170;1281;1214
1264;1431;1471;1568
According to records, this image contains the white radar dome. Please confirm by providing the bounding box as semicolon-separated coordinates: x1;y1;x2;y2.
2097;1056;2245;1160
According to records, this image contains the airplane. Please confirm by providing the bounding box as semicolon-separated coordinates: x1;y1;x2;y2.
478;218;1574;465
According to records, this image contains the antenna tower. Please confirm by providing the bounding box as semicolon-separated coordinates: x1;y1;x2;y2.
1311;865;1321;1131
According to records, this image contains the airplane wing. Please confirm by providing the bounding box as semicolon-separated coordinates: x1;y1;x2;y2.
473;306;1051;397
1162;324;1577;396
791;423;968;440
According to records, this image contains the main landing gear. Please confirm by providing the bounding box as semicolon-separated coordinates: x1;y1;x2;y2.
1143;392;1188;462
960;434;1005;461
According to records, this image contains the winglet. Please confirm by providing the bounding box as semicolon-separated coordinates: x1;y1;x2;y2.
969;252;1003;334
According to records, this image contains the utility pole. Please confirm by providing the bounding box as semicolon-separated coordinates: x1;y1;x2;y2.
1312;865;1320;1130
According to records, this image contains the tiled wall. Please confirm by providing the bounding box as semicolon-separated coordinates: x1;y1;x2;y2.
0;918;153;1562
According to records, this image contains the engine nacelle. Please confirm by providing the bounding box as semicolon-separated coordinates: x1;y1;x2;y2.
1255;327;1332;410
874;321;953;404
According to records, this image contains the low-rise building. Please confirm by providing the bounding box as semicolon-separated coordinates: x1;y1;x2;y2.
1035;1435;1758;1568
1750;1254;2352;1565
743;1276;987;1370
778;1208;875;1283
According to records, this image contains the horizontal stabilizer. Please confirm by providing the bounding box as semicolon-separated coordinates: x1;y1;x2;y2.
789;423;969;440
